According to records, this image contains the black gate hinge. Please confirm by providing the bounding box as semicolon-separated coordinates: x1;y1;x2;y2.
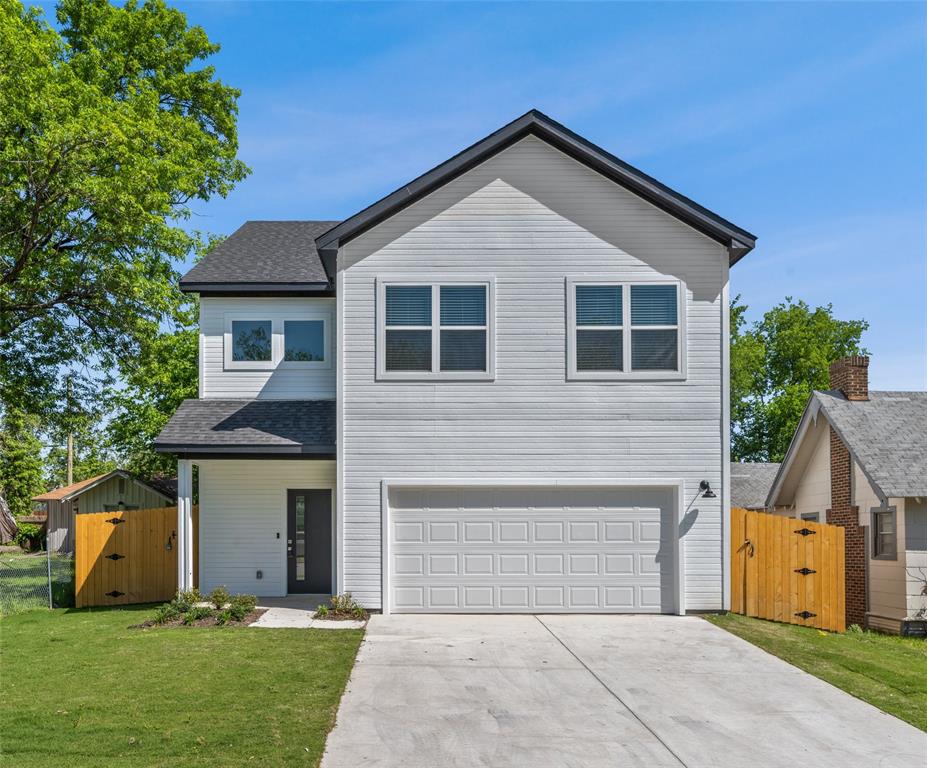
794;567;816;575
794;527;816;536
795;610;816;620
105;517;125;525
105;553;125;561
106;590;125;598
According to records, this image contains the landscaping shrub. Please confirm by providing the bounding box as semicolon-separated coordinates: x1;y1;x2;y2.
228;594;256;622
208;585;231;610
170;588;202;613
214;609;233;626
154;604;180;625
182;605;213;625
321;593;369;621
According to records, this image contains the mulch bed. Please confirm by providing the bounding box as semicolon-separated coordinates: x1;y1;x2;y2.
132;608;266;629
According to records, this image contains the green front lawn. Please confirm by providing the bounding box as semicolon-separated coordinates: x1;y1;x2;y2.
706;613;927;732
1;607;363;766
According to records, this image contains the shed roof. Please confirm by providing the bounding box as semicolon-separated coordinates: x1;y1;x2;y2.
33;471;175;503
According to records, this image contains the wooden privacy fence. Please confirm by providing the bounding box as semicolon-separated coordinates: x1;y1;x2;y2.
75;506;198;608
731;508;846;633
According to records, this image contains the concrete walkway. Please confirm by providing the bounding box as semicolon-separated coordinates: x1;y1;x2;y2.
250;597;366;629
321;614;927;768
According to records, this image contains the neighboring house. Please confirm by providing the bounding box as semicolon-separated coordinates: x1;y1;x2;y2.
34;471;175;553
766;356;927;633
730;462;781;511
155;110;757;614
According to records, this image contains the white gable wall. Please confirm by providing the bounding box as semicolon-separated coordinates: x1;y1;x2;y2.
791;420;832;521
339;136;728;610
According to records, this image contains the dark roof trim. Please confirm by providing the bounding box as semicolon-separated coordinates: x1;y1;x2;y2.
154;443;335;458
180;282;333;295
316;109;756;272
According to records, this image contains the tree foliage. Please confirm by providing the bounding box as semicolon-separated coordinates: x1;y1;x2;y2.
0;0;248;421
731;296;868;463
107;296;198;479
0;409;44;516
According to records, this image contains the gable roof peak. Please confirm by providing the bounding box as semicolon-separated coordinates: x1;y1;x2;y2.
315;110;756;270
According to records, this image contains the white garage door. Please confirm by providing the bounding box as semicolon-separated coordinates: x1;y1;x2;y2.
388;485;677;613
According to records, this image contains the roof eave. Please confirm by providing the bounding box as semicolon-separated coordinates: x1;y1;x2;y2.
316;110;756;266
153;442;335;458
179;281;333;296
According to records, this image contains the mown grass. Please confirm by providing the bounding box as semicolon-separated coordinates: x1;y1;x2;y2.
0;606;363;766
706;612;927;732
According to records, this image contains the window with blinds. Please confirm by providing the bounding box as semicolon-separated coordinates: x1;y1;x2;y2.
570;280;683;378
381;282;491;377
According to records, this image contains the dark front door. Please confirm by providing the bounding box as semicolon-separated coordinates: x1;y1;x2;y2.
287;489;332;594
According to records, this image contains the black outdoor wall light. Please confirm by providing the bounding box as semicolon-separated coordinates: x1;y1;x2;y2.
699;480;716;498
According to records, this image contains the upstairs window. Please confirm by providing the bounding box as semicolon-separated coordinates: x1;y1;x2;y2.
224;314;330;370
284;320;325;362
378;280;494;379
568;279;685;379
232;320;272;362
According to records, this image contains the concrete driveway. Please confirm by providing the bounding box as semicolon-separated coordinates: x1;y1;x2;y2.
321;614;926;768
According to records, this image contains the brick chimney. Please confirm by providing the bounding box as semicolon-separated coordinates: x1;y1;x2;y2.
829;356;869;401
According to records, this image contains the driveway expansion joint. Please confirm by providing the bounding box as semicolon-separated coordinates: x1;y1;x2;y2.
534;615;688;768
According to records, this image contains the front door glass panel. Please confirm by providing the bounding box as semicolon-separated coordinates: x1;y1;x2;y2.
295;495;306;581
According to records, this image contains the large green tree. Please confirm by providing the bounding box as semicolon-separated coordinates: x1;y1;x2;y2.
0;409;44;516
107;296;198;479
0;0;248;422
731;296;868;463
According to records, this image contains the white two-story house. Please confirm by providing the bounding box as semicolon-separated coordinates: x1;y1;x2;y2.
155;110;756;614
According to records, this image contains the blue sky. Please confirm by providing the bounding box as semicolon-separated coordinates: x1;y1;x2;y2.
100;3;927;387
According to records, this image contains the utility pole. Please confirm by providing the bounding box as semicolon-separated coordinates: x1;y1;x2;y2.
66;377;73;486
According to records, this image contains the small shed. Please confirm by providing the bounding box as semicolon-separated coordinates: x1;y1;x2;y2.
33;471;175;553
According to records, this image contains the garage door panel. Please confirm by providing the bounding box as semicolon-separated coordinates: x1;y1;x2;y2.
389;486;675;613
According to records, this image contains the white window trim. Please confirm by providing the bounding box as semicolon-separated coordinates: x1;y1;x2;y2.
376;277;495;381
223;312;332;371
566;276;687;381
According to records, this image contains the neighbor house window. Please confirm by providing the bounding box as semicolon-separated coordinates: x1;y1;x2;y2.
378;280;494;379
568;279;685;379
224;314;330;370
872;507;897;560
801;512;821;523
232;320;272;362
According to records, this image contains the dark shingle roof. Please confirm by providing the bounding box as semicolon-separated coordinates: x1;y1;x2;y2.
180;221;339;292
814;390;927;498
730;462;780;509
153;400;335;456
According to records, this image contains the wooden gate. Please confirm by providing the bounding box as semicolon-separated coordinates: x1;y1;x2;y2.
731;508;846;632
75;506;198;608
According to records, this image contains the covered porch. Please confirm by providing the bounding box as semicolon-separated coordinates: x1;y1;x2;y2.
156;399;337;598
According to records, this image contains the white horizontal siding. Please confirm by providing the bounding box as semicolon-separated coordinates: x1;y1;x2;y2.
200;297;335;399
197;459;335;596
340;135;726;610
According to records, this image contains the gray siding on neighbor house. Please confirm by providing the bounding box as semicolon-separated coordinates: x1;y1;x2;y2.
339;136;727;610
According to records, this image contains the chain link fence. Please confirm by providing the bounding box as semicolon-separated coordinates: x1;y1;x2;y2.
0;550;75;615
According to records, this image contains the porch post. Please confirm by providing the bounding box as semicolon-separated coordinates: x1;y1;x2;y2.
177;459;193;592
